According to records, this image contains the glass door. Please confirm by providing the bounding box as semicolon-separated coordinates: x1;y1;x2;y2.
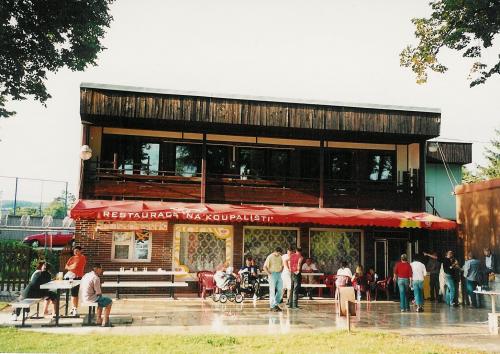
374;240;387;279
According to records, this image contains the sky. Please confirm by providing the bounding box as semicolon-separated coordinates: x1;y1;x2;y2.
0;0;499;203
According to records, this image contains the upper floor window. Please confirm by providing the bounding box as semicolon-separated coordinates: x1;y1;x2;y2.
329;150;353;180
239;148;266;178
207;145;231;176
175;144;201;177
367;152;395;181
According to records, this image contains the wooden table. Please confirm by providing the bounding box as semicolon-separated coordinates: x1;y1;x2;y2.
40;280;81;326
102;270;188;299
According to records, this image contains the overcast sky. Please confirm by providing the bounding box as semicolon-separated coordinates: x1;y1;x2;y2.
0;0;498;203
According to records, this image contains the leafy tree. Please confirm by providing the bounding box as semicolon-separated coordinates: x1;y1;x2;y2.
462;129;500;183
0;0;113;117
43;190;77;218
401;0;500;87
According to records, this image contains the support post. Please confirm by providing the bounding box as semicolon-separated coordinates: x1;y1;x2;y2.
419;141;426;211
319;140;325;208
346;300;351;333
201;134;207;203
13;177;18;216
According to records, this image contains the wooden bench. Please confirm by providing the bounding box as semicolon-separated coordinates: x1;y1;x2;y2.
102;281;188;299
11;298;44;327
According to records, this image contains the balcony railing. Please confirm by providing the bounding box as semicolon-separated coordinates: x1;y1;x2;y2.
82;161;421;211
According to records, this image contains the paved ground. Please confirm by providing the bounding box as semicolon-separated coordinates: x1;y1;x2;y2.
1;297;499;353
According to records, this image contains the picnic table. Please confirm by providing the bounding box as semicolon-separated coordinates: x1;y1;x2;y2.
102;270;188;299
258;272;326;299
40;280;81;326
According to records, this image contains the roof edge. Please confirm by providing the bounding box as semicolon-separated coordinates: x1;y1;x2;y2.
80;82;441;114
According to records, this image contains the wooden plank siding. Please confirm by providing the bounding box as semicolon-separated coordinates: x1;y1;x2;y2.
426;142;472;165
80;88;441;138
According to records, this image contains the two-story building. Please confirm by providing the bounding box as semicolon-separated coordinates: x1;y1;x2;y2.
71;83;457;285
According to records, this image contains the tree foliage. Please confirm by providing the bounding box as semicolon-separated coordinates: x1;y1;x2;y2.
0;0;113;117
43;190;76;218
462;129;500;182
401;0;500;87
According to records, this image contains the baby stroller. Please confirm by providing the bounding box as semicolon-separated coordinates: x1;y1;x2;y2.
213;274;244;303
239;272;260;299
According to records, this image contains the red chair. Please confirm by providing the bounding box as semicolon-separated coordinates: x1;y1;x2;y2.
200;272;216;299
197;270;213;297
319;275;336;298
375;276;392;300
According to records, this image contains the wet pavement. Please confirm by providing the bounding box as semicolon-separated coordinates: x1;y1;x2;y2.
1;298;499;352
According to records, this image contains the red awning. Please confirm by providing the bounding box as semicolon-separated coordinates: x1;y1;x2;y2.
70;200;456;230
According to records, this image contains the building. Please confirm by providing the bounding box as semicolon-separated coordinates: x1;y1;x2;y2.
71;83;458;287
425;141;472;220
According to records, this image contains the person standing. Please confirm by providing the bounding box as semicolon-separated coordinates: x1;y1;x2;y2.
281;246;293;305
483;248;497;284
288;246;303;309
80;263;113;327
410;254;426;312
426;251;441;302
263;247;284;312
463;252;482;308
393;254;413;312
424;250;457;306
64;246;87;316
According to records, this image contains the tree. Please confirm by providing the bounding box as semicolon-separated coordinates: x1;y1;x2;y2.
462;129;500;183
0;0;113;118
43;190;77;218
400;0;500;87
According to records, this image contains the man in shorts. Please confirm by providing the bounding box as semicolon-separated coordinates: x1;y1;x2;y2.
80;263;113;327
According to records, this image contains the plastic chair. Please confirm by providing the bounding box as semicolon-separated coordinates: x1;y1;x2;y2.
375;276;392;300
200;273;216;299
319;275;336;298
197;270;213;297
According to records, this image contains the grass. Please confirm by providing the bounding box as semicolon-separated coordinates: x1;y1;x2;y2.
0;327;481;354
0;302;8;311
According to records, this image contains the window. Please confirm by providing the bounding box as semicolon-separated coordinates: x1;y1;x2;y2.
309;229;361;274
269;150;290;178
111;231;152;262
174;225;233;273
239;148;266;178
207;145;230;176
299;149;320;179
243;227;298;268
329;150;352;180
368;153;394;181
141;143;160;175
175;144;201;177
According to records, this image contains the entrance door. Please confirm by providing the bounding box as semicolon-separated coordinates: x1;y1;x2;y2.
375;238;410;279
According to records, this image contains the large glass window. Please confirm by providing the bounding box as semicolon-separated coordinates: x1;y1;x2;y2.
175;144;201;177
299;149;320;179
239;148;266;178
329;150;353;180
243;227;298;269
368;153;394;181
309;229;361;274
269;150;290;178
111;231;152;262
174;225;233;273
207;145;230;176
141;143;160;175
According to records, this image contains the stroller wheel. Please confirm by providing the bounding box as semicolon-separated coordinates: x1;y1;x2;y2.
212;293;221;302
235;294;244;303
219;294;228;303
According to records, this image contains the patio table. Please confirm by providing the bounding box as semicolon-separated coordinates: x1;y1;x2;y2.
103;270;188;299
301;273;325;299
40;280;81;326
474;290;500;334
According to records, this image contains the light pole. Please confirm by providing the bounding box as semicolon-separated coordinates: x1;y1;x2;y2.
79;145;92;198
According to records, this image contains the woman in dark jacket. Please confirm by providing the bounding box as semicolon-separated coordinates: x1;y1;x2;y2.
11;262;57;320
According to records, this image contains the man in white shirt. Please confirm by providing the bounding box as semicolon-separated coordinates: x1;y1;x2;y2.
79;263;113;327
302;258;319;284
410;255;427;312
